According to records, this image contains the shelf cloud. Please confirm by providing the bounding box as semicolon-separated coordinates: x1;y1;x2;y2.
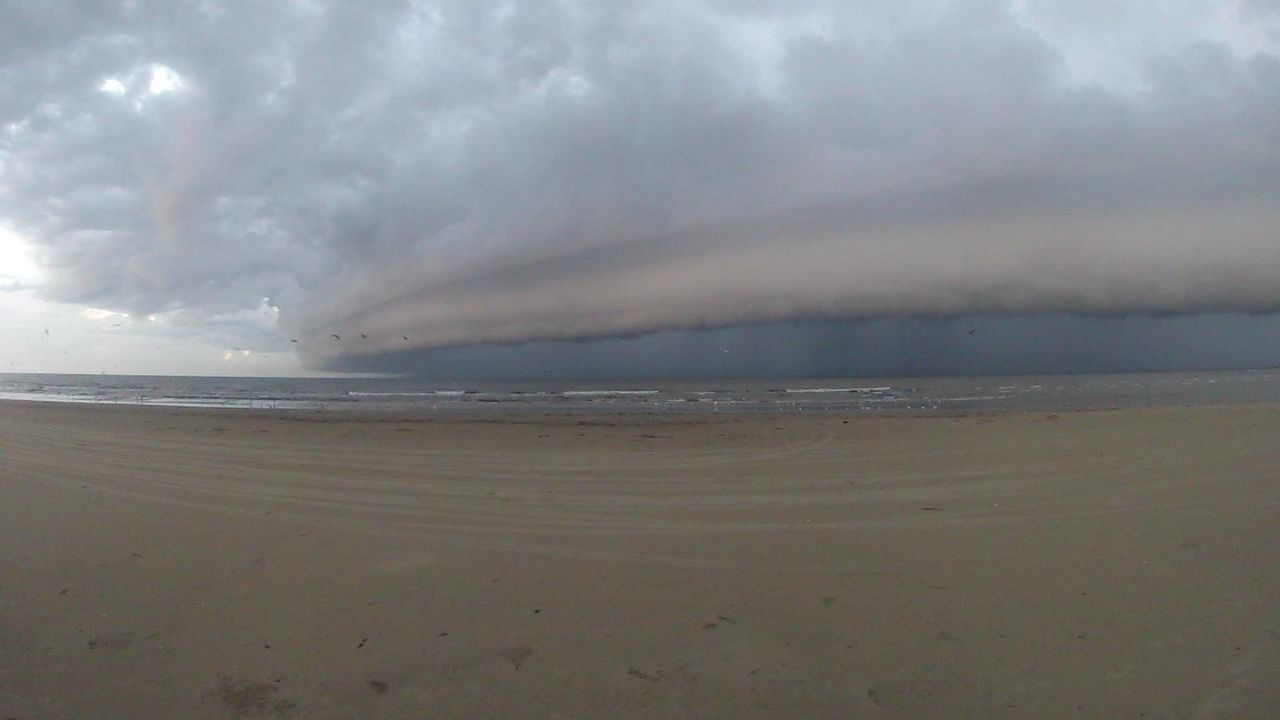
2;0;1278;369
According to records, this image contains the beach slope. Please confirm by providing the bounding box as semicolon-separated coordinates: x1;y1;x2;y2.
1;401;1277;718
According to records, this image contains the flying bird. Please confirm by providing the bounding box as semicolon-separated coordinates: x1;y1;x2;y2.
331;334;341;340
290;338;298;343
360;334;367;339
402;336;408;341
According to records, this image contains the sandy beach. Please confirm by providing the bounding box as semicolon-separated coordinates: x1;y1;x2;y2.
1;400;1277;719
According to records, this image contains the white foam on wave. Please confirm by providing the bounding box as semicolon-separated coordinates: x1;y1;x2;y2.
347;391;466;397
560;389;661;397
785;387;891;394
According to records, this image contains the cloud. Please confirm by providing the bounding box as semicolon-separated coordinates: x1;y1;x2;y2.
333;313;1280;379
1;0;1278;369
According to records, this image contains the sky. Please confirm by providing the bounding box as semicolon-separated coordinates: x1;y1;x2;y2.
1;0;1279;378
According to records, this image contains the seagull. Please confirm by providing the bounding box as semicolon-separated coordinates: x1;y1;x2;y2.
968;329;976;335
290;338;298;343
331;334;341;340
360;334;367;339
402;336;408;341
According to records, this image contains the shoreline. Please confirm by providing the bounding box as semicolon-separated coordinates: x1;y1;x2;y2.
3;394;1275;422
5;368;1279;417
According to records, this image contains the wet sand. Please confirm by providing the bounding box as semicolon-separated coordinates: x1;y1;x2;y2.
1;400;1277;719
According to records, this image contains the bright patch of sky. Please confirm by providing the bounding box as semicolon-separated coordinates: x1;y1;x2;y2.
148;65;183;94
0;227;309;375
0;227;42;283
99;77;127;95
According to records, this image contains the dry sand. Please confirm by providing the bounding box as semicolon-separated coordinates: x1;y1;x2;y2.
1;400;1277;719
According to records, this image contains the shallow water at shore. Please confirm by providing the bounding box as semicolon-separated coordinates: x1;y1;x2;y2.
2;368;1279;413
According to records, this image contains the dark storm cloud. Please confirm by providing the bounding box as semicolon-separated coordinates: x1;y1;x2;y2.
333;313;1280;380
1;0;1278;369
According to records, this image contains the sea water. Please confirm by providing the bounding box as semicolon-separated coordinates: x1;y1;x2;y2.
2;368;1278;414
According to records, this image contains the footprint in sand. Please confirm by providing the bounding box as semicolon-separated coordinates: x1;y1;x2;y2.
499;644;535;670
87;632;134;650
211;678;296;718
375;551;436;573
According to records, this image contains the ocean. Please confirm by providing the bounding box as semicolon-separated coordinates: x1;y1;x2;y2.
1;368;1278;414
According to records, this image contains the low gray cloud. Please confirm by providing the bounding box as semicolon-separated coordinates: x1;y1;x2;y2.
334;313;1280;380
1;0;1278;370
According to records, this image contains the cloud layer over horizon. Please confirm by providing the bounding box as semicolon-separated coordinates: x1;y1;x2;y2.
2;0;1279;370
